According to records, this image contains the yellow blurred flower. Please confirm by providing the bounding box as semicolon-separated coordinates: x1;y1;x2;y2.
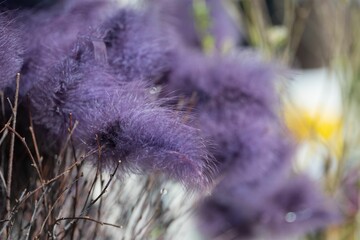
284;101;343;158
282;70;344;176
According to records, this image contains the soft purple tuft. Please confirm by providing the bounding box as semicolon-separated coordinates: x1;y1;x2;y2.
17;1;170;93
162;49;290;183
164;49;278;108
6;0;214;188
17;0;115;95
28;37;213;188
198;175;339;239
99;7;171;82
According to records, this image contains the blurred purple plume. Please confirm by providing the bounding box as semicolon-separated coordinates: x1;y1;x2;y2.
199;175;340;239
158;4;340;237
162;48;290;183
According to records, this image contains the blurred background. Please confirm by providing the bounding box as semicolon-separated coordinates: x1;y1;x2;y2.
165;0;360;239
226;0;360;239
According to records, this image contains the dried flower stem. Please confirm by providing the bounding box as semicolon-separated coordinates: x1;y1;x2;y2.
6;126;43;182
38;177;81;237
28;126;42;167
54;216;122;229
24;189;47;240
6;73;20;221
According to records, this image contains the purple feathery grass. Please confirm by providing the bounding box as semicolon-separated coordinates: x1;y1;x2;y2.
164;49;278;107
20;0;113;60
99;7;171;83
162;49;290;183
264;176;339;235
198;175;339;239
1;0;213;187
17;1;170;93
27;36;213;188
17;0;115;95
0;14;23;89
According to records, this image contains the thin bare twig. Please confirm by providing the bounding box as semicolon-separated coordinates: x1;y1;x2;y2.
89;160;120;207
7;154;88;215
38;177;81;238
54;216;122;229
6;73;20;221
79;136;103;215
6;126;43;182
24;189;47;240
28;126;42;167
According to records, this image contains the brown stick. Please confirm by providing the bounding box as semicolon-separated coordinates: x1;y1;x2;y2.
6;73;20;222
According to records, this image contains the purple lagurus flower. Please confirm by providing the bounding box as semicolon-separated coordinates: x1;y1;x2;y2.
162;48;290;183
4;0;213;188
198;175;339;239
0;14;23;89
28;37;213;188
164;48;279;108
17;0;170;93
17;0;115;95
99;6;171;83
199;108;292;184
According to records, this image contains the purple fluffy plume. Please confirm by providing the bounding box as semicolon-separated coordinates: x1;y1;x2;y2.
17;1;170;93
28;37;213;188
17;0;115;95
0;14;23;89
164;49;278;107
198;175;339;239
1;0;214;188
99;7;171;82
162;49;290;183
